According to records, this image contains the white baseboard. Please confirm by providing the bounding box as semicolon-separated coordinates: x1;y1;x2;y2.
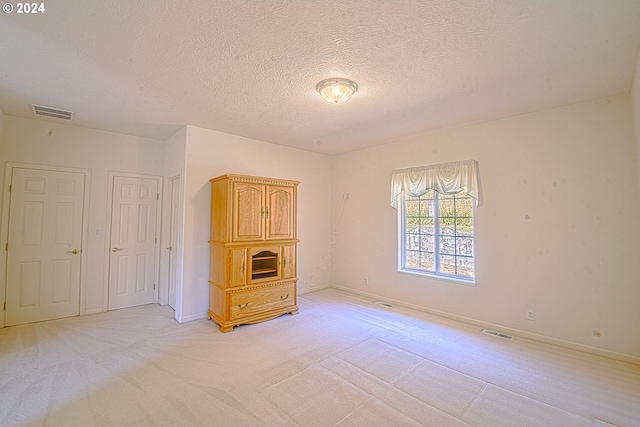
177;311;209;323
328;284;640;365
298;282;332;295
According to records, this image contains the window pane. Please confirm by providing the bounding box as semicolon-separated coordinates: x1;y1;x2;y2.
455;197;473;218
405;199;420;217
406;216;420;229
455;217;473;235
419;199;430;216
419;233;434;252
405;251;420;269
439;254;456;274
420;252;435;271
419;217;435;228
439;235;455;255
439;198;455;218
456;256;474;278
406;232;420;251
442;221;456;233
456;235;474;257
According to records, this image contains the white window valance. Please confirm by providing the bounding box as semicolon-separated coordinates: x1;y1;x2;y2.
390;159;483;208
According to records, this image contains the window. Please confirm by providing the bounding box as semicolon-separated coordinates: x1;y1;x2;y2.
399;189;475;282
391;159;482;283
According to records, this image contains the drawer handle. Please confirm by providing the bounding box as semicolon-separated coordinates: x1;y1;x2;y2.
280;294;289;300
238;303;248;309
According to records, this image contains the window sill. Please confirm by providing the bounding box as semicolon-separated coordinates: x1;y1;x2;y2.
398;268;477;286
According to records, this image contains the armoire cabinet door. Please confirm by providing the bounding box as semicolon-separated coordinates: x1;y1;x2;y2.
266;185;295;240
281;244;296;279
233;183;265;241
228;248;247;287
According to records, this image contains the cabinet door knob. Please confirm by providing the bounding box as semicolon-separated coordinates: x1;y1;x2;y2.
280;294;289;300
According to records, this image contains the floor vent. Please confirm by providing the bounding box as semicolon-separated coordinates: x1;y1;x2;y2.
593;419;619;427
481;329;514;341
374;301;395;308
31;104;74;120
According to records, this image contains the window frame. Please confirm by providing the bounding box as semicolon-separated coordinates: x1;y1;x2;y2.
397;190;476;285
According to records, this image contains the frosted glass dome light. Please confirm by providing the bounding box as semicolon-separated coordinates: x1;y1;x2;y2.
316;78;358;104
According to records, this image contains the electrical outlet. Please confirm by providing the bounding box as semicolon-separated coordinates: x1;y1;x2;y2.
364;277;369;285
343;193;350;200
526;309;534;321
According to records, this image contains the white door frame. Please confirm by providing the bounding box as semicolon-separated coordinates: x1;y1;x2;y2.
103;171;163;312
159;171;183;311
0;162;91;328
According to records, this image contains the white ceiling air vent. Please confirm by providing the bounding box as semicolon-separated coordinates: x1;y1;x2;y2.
31;104;74;120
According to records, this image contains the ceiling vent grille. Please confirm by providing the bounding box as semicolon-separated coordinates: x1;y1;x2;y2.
31;104;73;120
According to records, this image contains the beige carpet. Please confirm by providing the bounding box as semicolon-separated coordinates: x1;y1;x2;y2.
0;288;638;427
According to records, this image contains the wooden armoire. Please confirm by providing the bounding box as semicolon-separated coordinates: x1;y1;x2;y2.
208;174;299;332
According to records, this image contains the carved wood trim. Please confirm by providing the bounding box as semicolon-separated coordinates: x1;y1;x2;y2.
210;173;300;187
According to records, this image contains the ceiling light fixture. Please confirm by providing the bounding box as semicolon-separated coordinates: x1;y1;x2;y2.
316;78;358;104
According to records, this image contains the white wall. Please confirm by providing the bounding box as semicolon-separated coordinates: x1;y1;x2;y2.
178;126;332;322
331;95;640;361
164;126;188;177
0;108;4;185
0;108;4;149
633;49;640;197
0;116;166;315
0;108;4;241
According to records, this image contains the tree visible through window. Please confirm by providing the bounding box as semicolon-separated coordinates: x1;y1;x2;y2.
400;190;474;281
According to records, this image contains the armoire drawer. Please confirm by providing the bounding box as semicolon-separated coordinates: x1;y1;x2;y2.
229;282;295;320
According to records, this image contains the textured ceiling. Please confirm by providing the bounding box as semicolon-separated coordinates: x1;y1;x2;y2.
1;0;640;155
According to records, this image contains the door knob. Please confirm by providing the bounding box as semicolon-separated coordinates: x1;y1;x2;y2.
166;246;173;250
112;247;125;252
66;249;79;255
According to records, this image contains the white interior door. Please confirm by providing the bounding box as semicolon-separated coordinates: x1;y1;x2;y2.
108;176;159;310
167;175;180;310
5;168;85;326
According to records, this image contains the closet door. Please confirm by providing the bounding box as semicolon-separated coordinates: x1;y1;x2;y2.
107;175;159;310
6;168;85;326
